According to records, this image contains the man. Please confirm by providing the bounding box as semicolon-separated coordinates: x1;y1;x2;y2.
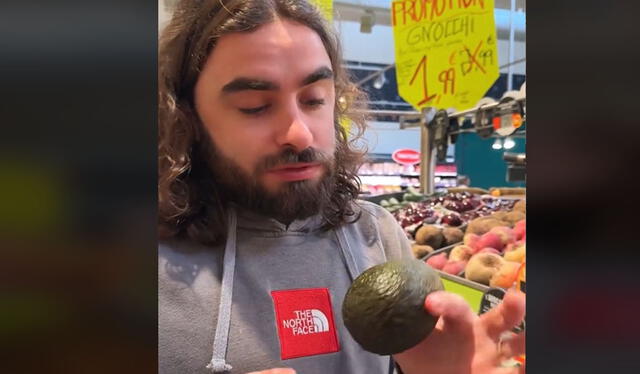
158;1;525;373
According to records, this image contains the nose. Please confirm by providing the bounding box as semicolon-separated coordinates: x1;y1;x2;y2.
275;103;314;152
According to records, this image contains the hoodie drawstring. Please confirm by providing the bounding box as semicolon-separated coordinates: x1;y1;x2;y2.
206;208;237;373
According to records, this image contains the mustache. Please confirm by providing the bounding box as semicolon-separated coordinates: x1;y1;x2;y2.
256;148;334;174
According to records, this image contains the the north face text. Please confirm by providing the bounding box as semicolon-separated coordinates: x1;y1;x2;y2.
282;309;329;335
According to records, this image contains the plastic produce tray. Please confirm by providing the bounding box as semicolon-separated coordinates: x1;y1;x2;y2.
423;244;491;313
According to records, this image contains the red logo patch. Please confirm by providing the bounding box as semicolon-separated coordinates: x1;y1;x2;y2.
271;288;340;360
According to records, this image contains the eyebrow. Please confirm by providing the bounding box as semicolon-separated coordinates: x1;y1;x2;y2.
300;66;333;86
221;66;333;94
221;78;278;93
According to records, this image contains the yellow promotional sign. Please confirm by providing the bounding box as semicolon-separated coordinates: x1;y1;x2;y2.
392;0;499;111
310;0;333;22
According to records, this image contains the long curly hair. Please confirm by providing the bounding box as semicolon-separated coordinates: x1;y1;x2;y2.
159;0;369;246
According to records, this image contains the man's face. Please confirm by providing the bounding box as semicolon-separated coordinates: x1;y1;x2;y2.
194;18;336;196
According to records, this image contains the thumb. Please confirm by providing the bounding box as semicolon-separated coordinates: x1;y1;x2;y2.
425;290;476;334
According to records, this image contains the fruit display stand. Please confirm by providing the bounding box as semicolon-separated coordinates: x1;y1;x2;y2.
379;189;522;259
423;245;489;313
438;271;489;313
378;190;526;314
420;200;526;301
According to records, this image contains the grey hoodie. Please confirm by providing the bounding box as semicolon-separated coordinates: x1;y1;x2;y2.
159;200;412;374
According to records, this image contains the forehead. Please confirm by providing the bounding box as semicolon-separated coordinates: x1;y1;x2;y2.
202;18;332;85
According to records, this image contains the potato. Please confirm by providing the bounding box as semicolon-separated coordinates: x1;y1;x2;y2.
414;225;444;248
503;211;526;226
491;211;508;221
466;217;505;236
442;227;464;246
411;244;434;259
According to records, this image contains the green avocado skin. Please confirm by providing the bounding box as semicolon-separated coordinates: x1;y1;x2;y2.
342;259;444;355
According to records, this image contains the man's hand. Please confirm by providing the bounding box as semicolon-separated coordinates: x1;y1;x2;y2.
393;289;525;374
246;369;295;374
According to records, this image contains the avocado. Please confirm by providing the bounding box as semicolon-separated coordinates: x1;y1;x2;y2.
342;259;444;355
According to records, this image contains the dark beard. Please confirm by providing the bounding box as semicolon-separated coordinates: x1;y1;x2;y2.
203;141;337;224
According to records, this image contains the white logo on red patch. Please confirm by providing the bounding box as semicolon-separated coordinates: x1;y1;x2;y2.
271;288;339;360
282;309;329;335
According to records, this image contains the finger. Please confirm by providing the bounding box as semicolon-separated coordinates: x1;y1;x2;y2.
480;289;525;340
245;369;296;374
499;332;526;358
425;290;476;334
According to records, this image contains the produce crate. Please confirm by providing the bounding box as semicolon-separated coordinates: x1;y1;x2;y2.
417;242;460;261
410;223;467;258
437;271;490;314
424;245;491;313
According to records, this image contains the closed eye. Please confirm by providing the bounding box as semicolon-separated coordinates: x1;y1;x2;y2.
304;98;325;108
238;104;270;115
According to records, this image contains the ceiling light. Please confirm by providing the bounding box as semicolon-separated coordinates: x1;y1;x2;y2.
373;72;386;89
492;138;503;150
503;137;515;149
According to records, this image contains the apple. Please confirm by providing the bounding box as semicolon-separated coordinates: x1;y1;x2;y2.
465;253;506;285
476;232;504;251
463;233;481;251
490;261;521;288
419;208;435;218
513;219;526;240
489;226;516;247
461;211;480;221
513;225;525;241
399;216;414;228
503;243;515;253
459;199;475;212
478;247;501;255
442;260;467;275
444;200;463;212
467;197;482;209
449;245;474;262
426;252;448;270
504;244;526;263
445;192;461;201
441;213;463;227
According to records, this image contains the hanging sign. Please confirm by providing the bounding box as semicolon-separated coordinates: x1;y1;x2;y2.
310;0;333;22
392;149;421;165
392;0;500;111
